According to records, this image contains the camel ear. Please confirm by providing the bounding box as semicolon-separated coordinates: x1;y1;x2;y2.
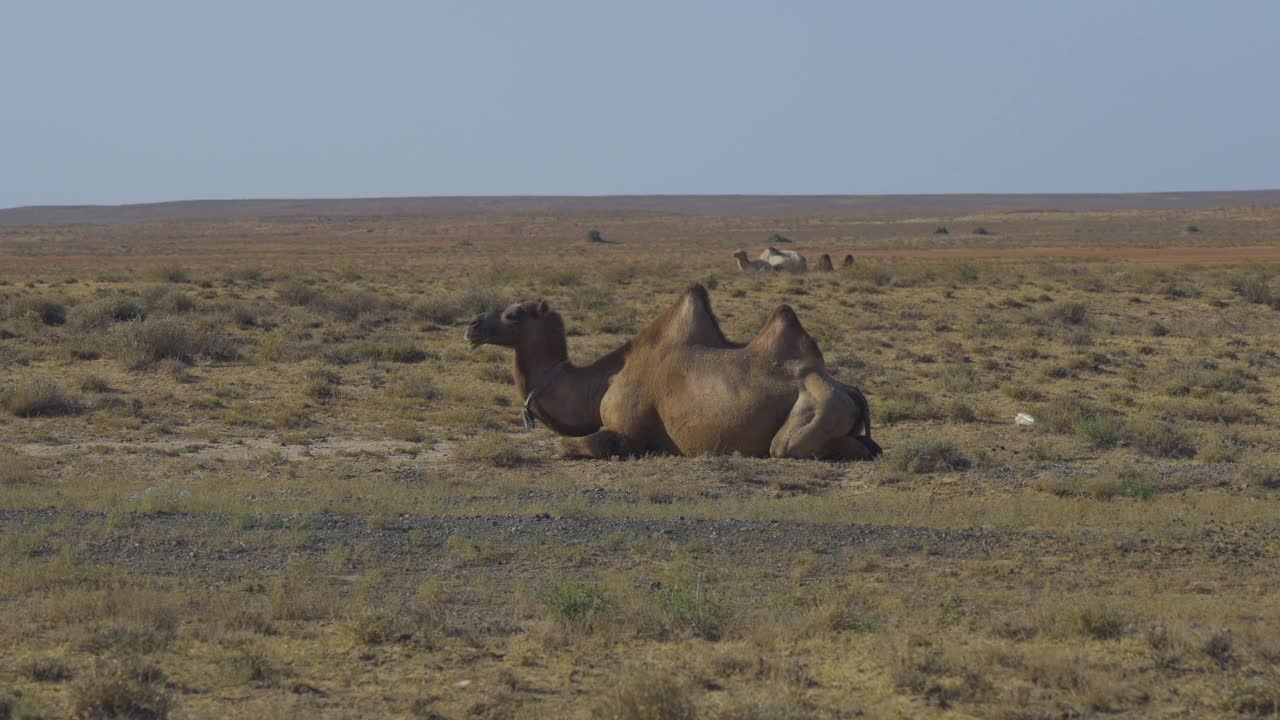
536;299;551;316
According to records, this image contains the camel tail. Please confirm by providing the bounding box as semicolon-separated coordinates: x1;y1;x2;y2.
840;383;882;459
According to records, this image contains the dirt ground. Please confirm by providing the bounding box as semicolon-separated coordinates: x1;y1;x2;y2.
2;202;1279;718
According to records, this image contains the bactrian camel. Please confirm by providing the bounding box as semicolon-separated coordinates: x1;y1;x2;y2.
759;247;807;272
465;285;878;460
732;249;773;272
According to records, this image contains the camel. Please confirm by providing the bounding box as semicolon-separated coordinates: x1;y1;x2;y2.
463;289;736;436
466;286;878;461
816;254;834;271
759;247;807;272
842;254;855;268
732;249;773;272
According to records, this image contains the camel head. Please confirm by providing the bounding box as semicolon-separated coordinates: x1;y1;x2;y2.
732;249;749;262
465;299;557;349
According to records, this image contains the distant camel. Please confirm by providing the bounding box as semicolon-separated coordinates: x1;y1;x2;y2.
759;247;807;272
842;254;855;268
732;249;773;272
465;286;878;460
815;254;834;271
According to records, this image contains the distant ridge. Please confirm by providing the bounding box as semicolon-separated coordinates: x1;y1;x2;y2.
3;191;1280;226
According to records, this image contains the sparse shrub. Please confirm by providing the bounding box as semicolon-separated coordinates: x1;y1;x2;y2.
301;365;340;401
386;420;425;442
875;388;936;424
411;295;462;325
0;457;36;486
5;297;66;326
933;226;949;235
111;318;232;369
1035;395;1107;435
1002;383;1043;402
1203;627;1234;668
972;226;990;235
1228;678;1280;716
882;438;969;474
1185;224;1200;233
1128;418;1195;458
390;371;441;403
597;667;696;720
1042;300;1089;325
352;341;427;363
227;649;276;685
1;378;78;417
347;609;398;646
143;264;189;283
1074;415;1125;448
455;287;509;317
1236;465;1280;490
275;278;317;306
586;229;605;243
768;233;791;244
541;580;609;626
1232;271;1275;307
658;574;727;641
454;433;525;467
24;658;73;683
70;659;170;720
144;286;196;314
947;399;977;423
1074;601;1129;640
69;295;145;330
312;288;378;321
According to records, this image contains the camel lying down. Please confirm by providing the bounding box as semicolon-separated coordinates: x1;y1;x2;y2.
465;285;880;461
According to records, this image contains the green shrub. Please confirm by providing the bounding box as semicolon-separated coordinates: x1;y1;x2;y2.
883;438;969;474
1074;415;1126;448
658;574;727;641
352;341;427;363
541;580;609;625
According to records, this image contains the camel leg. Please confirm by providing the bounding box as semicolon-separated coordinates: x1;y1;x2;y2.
559;430;627;459
769;375;858;460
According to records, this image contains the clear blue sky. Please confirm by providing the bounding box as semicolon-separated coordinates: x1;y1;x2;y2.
3;1;1278;207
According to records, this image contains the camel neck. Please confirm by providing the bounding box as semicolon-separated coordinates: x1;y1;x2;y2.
513;342;570;396
509;328;630;437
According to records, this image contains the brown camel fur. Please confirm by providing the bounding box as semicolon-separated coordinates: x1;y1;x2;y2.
816;254;834;271
467;287;878;460
732;249;773;272
463;290;737;436
558;286;878;460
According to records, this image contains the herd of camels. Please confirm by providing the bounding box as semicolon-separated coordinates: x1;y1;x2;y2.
732;247;854;273
466;283;881;462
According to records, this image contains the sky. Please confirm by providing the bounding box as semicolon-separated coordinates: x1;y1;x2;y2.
3;1;1279;207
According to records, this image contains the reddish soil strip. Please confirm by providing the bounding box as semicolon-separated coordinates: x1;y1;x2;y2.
851;245;1280;265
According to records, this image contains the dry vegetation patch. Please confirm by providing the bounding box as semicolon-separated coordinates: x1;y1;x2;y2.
0;209;1278;717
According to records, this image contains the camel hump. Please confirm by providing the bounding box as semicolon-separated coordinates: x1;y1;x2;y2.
749;305;824;364
684;283;711;308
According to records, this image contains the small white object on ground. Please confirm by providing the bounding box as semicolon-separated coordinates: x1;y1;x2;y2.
1014;413;1036;425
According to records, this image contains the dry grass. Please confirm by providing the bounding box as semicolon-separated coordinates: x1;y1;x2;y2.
0;207;1278;718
